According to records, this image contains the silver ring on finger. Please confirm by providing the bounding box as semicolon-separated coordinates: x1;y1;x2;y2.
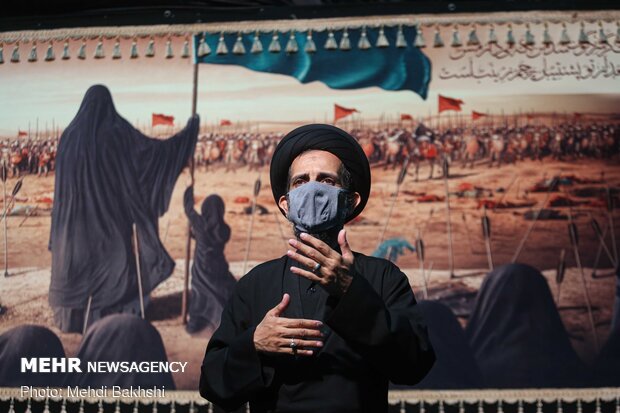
312;262;321;273
290;339;297;355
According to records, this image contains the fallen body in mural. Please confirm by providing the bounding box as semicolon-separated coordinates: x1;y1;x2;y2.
48;85;199;333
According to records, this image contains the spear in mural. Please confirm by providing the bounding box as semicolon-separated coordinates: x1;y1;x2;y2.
0;162;5;313
3;176;23;278
590;172;613;278
82;295;93;335
162;217;171;245
590;219;609;279
511;176;558;263
605;186;618;269
182;61;200;325
482;205;494;271
18;205;38;227
132;223;145;319
590;216;617;276
1;162;7;278
242;175;262;275
461;212;476;255
441;158;455;278
493;173;518;212
425;261;435;286
415;229;427;299
567;206;599;351
0;180;23;224
555;248;566;306
421;208;435;235
378;157;409;245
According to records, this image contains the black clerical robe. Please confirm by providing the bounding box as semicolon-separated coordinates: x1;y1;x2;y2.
199;253;435;413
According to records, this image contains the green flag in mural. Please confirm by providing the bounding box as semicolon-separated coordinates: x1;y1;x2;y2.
194;26;432;99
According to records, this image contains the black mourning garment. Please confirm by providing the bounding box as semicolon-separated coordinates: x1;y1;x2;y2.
49;85;198;333
410;300;483;389
184;187;237;334
465;263;589;388
593;326;620;386
0;325;66;386
199;253;435;413
65;314;175;389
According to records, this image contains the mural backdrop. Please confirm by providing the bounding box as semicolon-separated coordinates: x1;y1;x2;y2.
0;11;618;394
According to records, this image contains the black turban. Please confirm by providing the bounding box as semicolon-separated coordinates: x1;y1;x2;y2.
270;124;371;222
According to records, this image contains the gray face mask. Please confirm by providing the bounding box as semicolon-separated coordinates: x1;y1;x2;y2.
286;181;349;234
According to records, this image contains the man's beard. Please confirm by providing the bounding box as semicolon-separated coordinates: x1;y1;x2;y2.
292;224;342;251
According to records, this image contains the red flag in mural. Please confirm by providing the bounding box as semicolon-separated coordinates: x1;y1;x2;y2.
152;113;174;127
334;104;358;122
220;119;232;126
472;111;487;120
438;95;464;113
401;114;413;121
17;130;28;137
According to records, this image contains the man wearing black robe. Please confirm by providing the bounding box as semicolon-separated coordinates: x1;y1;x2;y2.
199;124;435;413
49;85;198;333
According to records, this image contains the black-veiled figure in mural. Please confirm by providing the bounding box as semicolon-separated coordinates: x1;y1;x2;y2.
184;186;237;334
613;264;620;332
465;263;590;388
594;264;620;386
0;325;67;386
49;85;199;333
65;314;175;389
411;300;484;389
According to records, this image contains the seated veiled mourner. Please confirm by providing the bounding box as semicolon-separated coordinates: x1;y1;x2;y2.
465;263;590;388
593;326;620;386
64;314;175;389
0;324;67;386
410;300;484;389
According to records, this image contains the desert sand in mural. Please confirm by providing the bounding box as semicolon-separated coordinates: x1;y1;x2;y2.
0;155;618;389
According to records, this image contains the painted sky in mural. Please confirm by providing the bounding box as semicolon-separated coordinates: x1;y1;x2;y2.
0;21;618;135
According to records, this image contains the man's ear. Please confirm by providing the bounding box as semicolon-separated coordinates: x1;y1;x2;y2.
352;192;361;210
278;195;289;216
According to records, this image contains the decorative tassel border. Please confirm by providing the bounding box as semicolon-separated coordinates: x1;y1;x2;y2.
0;11;618;63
